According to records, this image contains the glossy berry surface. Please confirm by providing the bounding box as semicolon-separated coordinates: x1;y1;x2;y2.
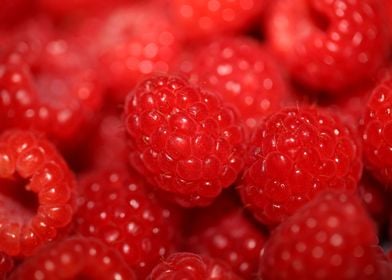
189;36;291;130
239;106;362;226
0;130;75;256
259;191;390;280
170;0;265;40
124;74;246;207
148;252;240;280
361;78;392;187
9;236;136;280
265;0;389;92
185;193;267;278
75;168;177;278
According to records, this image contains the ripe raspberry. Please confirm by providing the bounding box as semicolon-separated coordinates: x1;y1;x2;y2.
89;4;182;102
239;106;362;226
359;173;390;229
124;74;246;207
9;236;136;280
259;191;391;280
361;77;392;187
169;0;265;40
265;0;389;93
0;22;103;148
0;130;75;256
184;192;267;278
148;252;241;280
0;252;13;279
188;37;292;130
75;168;178;278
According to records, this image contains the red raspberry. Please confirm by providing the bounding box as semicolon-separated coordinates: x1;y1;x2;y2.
0;252;13;279
188;37;292;130
75;168;178;278
239;106;362;226
184;192;267;278
124;74;246;207
265;0;389;93
259;191;391;280
0;130;75;256
0;0;35;28
148;252;241;280
87;4;182;102
361;77;392;187
9;236;136;280
0;22;103;149
169;0;265;40
359;173;391;229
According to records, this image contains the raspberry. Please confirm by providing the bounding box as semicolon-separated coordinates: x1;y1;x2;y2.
361;77;392;187
259;191;391;280
0;252;13;279
90;4;182;102
124;74;246;207
169;0;266;40
188;36;292;130
184;192;267;278
148;252;241;280
9;236;136;280
0;130;75;256
0;0;35;28
265;0;389;93
75;168;178;278
0;22;103;148
239;106;362;226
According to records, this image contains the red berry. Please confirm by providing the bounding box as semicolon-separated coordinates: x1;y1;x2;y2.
0;21;103;148
259;191;391;280
148;252;241;280
265;0;389;92
185;193;267;278
361;77;392;187
188;36;292;130
90;4;182;101
0;0;35;28
0;252;13;279
239;106;362;226
169;0;266;40
124;74;247;207
0;130;75;256
75;168;178;278
9;236;136;280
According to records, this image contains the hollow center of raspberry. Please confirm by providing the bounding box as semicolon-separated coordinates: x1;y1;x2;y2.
0;177;38;221
308;5;330;32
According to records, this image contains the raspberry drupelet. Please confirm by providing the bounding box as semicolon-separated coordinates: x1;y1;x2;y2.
124;74;247;207
0;130;75;256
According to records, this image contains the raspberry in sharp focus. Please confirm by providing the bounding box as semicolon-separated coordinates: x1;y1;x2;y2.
239;106;362;226
75;167;178;278
148;252;241;280
0;130;75;256
9;236;136;280
361;77;392;188
259;191;391;280
265;0;389;93
124;74;247;207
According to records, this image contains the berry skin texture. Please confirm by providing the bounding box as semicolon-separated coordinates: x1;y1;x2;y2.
361;78;392;187
239;106;362;226
124;74;246;207
265;0;389;93
0;252;13;279
170;0;265;40
0;130;75;256
259;191;391;280
75;168;178;278
9;236;136;280
189;37;291;130
148;252;241;280
0;22;103;148
185;193;267;278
